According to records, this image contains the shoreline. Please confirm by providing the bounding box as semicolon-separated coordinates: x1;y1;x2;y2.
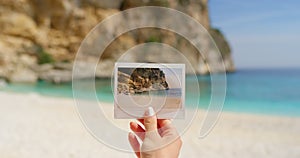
1;89;299;118
1;91;300;157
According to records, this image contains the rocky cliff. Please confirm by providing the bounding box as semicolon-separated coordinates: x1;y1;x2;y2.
0;0;234;83
118;68;169;94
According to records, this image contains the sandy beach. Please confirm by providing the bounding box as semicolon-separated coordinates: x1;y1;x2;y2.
0;91;299;158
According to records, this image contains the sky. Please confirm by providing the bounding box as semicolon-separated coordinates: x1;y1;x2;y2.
163;68;183;89
208;0;300;69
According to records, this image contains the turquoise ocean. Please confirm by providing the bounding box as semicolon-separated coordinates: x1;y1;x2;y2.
2;68;300;117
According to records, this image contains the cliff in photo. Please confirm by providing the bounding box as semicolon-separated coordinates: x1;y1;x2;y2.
118;68;169;94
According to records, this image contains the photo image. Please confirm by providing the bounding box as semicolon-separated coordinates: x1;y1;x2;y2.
114;63;185;119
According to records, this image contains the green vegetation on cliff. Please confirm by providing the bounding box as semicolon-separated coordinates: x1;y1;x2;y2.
35;45;54;64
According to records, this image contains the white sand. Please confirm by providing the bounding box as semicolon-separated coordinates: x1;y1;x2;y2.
0;91;299;158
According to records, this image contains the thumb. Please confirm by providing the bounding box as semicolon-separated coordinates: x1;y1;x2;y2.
141;107;161;153
143;107;157;132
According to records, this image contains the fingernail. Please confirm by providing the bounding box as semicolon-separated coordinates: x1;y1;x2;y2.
145;107;155;116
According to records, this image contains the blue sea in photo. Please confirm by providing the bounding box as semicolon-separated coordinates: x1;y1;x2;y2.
133;88;182;97
1;68;300;117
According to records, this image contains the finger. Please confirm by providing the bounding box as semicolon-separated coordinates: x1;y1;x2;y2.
130;122;145;140
137;117;160;138
139;119;169;129
128;132;140;158
143;107;157;132
160;124;179;138
137;119;144;125
157;119;172;136
158;119;171;128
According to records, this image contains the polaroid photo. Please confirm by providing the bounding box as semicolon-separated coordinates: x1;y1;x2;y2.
114;63;185;119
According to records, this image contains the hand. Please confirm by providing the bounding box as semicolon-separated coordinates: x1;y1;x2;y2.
128;107;182;158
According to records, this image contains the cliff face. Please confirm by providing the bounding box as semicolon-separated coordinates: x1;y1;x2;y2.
118;68;169;95
0;0;234;83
